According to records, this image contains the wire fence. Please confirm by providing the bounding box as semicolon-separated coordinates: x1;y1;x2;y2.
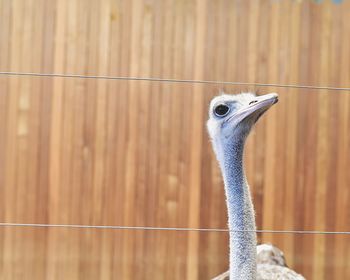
1;71;350;92
0;223;349;235
0;71;349;235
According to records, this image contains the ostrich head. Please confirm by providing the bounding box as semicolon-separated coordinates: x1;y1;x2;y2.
207;92;278;160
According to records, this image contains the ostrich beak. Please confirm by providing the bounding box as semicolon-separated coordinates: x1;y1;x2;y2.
229;93;279;125
245;93;279;119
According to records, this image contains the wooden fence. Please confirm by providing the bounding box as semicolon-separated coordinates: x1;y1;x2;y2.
0;0;349;279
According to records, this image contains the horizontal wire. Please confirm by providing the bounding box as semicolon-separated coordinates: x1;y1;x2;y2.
1;71;350;91
0;223;349;235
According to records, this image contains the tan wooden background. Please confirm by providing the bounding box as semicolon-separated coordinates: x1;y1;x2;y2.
0;0;349;279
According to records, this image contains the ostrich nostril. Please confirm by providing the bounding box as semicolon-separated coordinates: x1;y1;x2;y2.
249;100;258;105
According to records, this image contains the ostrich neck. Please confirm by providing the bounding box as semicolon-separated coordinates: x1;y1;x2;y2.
219;139;257;279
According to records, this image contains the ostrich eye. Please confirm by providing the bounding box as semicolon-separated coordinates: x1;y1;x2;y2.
214;104;230;117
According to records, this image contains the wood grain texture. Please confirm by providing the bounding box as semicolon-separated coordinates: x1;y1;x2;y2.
0;0;349;279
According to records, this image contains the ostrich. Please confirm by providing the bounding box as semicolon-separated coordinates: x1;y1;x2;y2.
207;92;305;280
